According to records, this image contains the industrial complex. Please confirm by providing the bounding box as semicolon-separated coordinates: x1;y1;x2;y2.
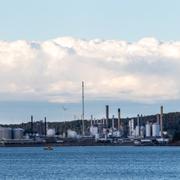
0;104;171;147
0;82;176;147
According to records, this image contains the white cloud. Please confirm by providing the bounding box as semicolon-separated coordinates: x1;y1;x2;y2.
0;37;180;103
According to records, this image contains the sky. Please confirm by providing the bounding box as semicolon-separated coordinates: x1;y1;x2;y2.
0;0;180;41
0;0;180;123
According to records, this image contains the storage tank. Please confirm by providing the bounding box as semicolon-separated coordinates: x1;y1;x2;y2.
67;129;77;138
152;123;160;137
47;128;55;137
145;122;151;137
0;127;12;140
13;128;24;139
135;126;140;137
95;133;99;140
140;126;145;137
90;126;98;136
129;119;134;136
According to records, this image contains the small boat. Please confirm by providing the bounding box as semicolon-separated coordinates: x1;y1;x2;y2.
44;146;53;150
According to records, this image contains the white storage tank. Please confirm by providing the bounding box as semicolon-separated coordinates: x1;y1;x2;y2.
95;133;99;140
13;128;24;139
90;126;98;136
152;123;160;137
129;119;135;136
67;129;77;138
47;128;55;137
145;122;151;137
0;127;12;140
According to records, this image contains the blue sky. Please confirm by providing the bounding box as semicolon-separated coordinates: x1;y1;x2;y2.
0;0;180;124
0;100;180;124
0;0;180;41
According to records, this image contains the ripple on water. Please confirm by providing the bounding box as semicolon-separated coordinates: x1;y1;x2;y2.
0;146;180;180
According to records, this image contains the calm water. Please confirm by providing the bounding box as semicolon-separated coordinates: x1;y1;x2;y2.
0;146;180;180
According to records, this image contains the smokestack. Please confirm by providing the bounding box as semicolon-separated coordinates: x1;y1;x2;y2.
82;81;85;136
44;117;47;136
137;114;140;136
31;115;33;134
90;115;93;126
156;114;160;124
140;114;143;125
137;114;140;127
160;106;163;137
106;105;109;128
112;115;115;129
118;108;121;130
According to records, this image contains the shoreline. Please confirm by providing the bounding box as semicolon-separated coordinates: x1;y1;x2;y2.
1;142;180;147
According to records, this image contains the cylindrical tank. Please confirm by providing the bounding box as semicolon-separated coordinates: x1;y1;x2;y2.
95;133;99;140
152;123;160;137
13;128;24;139
47;128;55;137
129;119;134;136
67;129;77;138
145;122;151;137
90;126;98;136
0;127;12;139
135;126;140;137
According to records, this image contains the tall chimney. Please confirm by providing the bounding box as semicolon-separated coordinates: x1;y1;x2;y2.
118;108;121;130
137;114;140;136
44;117;47;136
112;115;115;129
140;114;143;125
160;106;163;138
90;115;93;126
31;115;33;134
137;114;140;127
105;105;109;128
156;114;160;124
82;81;85;136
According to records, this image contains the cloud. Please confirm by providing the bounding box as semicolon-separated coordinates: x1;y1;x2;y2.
0;37;180;103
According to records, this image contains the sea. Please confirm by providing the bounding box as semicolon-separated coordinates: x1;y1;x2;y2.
0;146;180;180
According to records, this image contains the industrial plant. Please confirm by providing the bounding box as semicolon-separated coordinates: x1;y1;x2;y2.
0;82;178;147
0;104;172;147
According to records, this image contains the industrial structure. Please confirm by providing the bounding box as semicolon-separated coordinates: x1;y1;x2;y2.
0;104;170;146
82;81;85;136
